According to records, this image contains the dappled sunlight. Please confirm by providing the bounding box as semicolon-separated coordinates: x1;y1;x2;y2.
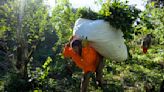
0;0;164;92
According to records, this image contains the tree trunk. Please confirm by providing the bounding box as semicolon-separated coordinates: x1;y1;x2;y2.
16;0;28;79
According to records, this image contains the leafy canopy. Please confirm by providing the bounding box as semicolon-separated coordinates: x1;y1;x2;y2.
77;0;141;39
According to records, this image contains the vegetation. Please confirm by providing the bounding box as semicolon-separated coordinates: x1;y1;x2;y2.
0;0;163;92
78;1;141;39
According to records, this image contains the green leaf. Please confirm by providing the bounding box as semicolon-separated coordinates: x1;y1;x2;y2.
42;57;52;69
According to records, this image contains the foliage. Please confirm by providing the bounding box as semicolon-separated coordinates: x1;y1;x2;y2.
4;73;32;92
135;2;164;44
0;0;55;91
0;0;164;92
77;0;141;39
